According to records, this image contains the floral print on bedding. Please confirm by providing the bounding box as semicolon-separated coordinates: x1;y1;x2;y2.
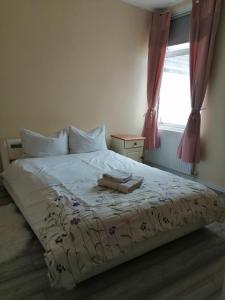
40;175;225;289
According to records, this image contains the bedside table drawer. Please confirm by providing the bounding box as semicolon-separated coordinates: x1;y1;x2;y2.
124;139;144;149
123;148;143;162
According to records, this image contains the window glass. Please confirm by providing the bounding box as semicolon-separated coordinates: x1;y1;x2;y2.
158;43;191;128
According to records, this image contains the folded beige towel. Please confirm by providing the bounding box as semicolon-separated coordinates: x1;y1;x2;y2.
102;170;132;183
98;176;143;194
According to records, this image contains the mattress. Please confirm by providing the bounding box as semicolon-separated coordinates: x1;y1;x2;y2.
2;150;225;289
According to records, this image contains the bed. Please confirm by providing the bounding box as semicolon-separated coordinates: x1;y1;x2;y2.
1;138;225;290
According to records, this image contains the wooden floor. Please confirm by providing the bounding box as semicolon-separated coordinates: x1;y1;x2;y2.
1;185;225;300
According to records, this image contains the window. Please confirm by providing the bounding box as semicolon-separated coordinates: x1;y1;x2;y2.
158;43;190;129
158;13;191;130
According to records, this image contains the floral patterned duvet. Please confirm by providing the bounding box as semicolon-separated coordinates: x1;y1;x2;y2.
2;150;225;289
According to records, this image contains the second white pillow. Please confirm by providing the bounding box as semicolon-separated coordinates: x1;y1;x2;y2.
69;125;107;154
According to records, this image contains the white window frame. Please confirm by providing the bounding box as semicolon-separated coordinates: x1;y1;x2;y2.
158;43;190;132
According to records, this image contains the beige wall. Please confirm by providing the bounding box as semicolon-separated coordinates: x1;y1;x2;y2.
0;0;149;140
198;2;225;190
1;0;224;191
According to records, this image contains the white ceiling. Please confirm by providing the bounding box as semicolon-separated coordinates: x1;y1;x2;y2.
122;0;188;11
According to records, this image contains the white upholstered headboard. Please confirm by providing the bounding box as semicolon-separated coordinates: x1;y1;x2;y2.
0;139;23;171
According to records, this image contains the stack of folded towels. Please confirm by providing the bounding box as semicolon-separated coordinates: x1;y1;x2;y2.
98;170;143;194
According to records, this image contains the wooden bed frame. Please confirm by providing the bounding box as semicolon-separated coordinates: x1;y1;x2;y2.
0;138;23;171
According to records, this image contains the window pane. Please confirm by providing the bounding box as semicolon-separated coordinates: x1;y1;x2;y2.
158;43;191;127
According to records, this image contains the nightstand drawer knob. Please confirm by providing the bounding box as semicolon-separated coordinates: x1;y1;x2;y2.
124;140;144;149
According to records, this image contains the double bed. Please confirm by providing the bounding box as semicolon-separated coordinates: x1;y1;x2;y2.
1;139;224;290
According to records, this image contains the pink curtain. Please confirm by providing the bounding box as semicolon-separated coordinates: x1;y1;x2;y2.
143;11;171;150
178;0;222;163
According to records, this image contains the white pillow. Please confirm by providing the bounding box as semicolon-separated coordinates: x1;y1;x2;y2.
69;125;107;154
20;128;68;157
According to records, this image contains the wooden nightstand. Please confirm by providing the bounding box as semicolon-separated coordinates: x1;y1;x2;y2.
111;134;145;162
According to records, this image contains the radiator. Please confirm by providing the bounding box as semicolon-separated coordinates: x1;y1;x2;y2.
144;129;192;175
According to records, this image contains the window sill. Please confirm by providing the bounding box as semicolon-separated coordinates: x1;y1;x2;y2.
158;123;184;133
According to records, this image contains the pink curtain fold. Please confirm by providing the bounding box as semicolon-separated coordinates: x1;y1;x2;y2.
142;11;171;150
178;0;222;163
